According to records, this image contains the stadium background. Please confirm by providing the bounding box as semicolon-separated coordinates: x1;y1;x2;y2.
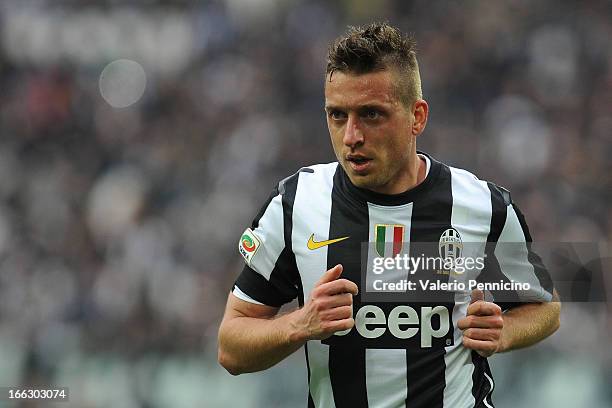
0;0;610;407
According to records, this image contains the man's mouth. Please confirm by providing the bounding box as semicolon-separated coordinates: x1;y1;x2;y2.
346;155;373;173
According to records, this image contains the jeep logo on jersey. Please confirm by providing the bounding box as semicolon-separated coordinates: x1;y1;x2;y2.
375;224;404;257
439;228;463;261
333;304;451;348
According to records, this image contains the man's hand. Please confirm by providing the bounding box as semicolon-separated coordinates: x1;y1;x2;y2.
457;289;504;357
292;264;358;341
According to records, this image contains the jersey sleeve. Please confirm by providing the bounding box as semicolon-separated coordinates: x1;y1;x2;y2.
479;185;555;310
232;185;299;307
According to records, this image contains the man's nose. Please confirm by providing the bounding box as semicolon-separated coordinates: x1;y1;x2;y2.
343;114;364;148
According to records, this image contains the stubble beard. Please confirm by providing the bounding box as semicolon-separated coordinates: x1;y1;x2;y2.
343;160;393;193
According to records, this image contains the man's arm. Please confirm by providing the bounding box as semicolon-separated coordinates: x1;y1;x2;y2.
218;264;357;375
458;289;561;357
217;295;302;375
498;288;561;352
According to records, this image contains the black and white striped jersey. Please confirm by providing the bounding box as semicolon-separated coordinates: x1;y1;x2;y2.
233;152;554;408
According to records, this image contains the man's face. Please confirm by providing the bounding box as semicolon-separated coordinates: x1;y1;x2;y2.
325;69;426;194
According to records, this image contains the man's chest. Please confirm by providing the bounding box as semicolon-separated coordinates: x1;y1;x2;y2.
290;198;489;348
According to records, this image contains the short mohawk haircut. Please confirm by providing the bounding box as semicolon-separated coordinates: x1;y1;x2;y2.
326;22;422;105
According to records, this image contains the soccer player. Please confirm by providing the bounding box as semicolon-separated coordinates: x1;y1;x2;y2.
218;23;560;407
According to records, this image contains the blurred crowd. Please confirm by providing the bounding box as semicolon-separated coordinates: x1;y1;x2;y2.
0;0;610;407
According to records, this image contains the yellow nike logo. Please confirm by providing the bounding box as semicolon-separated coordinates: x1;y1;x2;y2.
307;234;350;250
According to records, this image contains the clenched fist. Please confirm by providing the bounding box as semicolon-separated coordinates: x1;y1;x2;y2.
293;264;358;340
457;289;504;357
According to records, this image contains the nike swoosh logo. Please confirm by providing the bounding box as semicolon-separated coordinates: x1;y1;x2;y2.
307;234;350;250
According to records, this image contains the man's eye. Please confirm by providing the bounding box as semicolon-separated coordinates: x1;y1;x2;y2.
365;109;380;120
329;110;346;120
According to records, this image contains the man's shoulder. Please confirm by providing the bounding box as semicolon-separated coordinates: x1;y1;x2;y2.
445;162;512;207
276;162;338;195
298;162;339;175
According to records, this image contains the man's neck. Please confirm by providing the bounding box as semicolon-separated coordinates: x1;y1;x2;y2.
371;154;427;195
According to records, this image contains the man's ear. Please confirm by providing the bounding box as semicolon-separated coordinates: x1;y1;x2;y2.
412;99;429;136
